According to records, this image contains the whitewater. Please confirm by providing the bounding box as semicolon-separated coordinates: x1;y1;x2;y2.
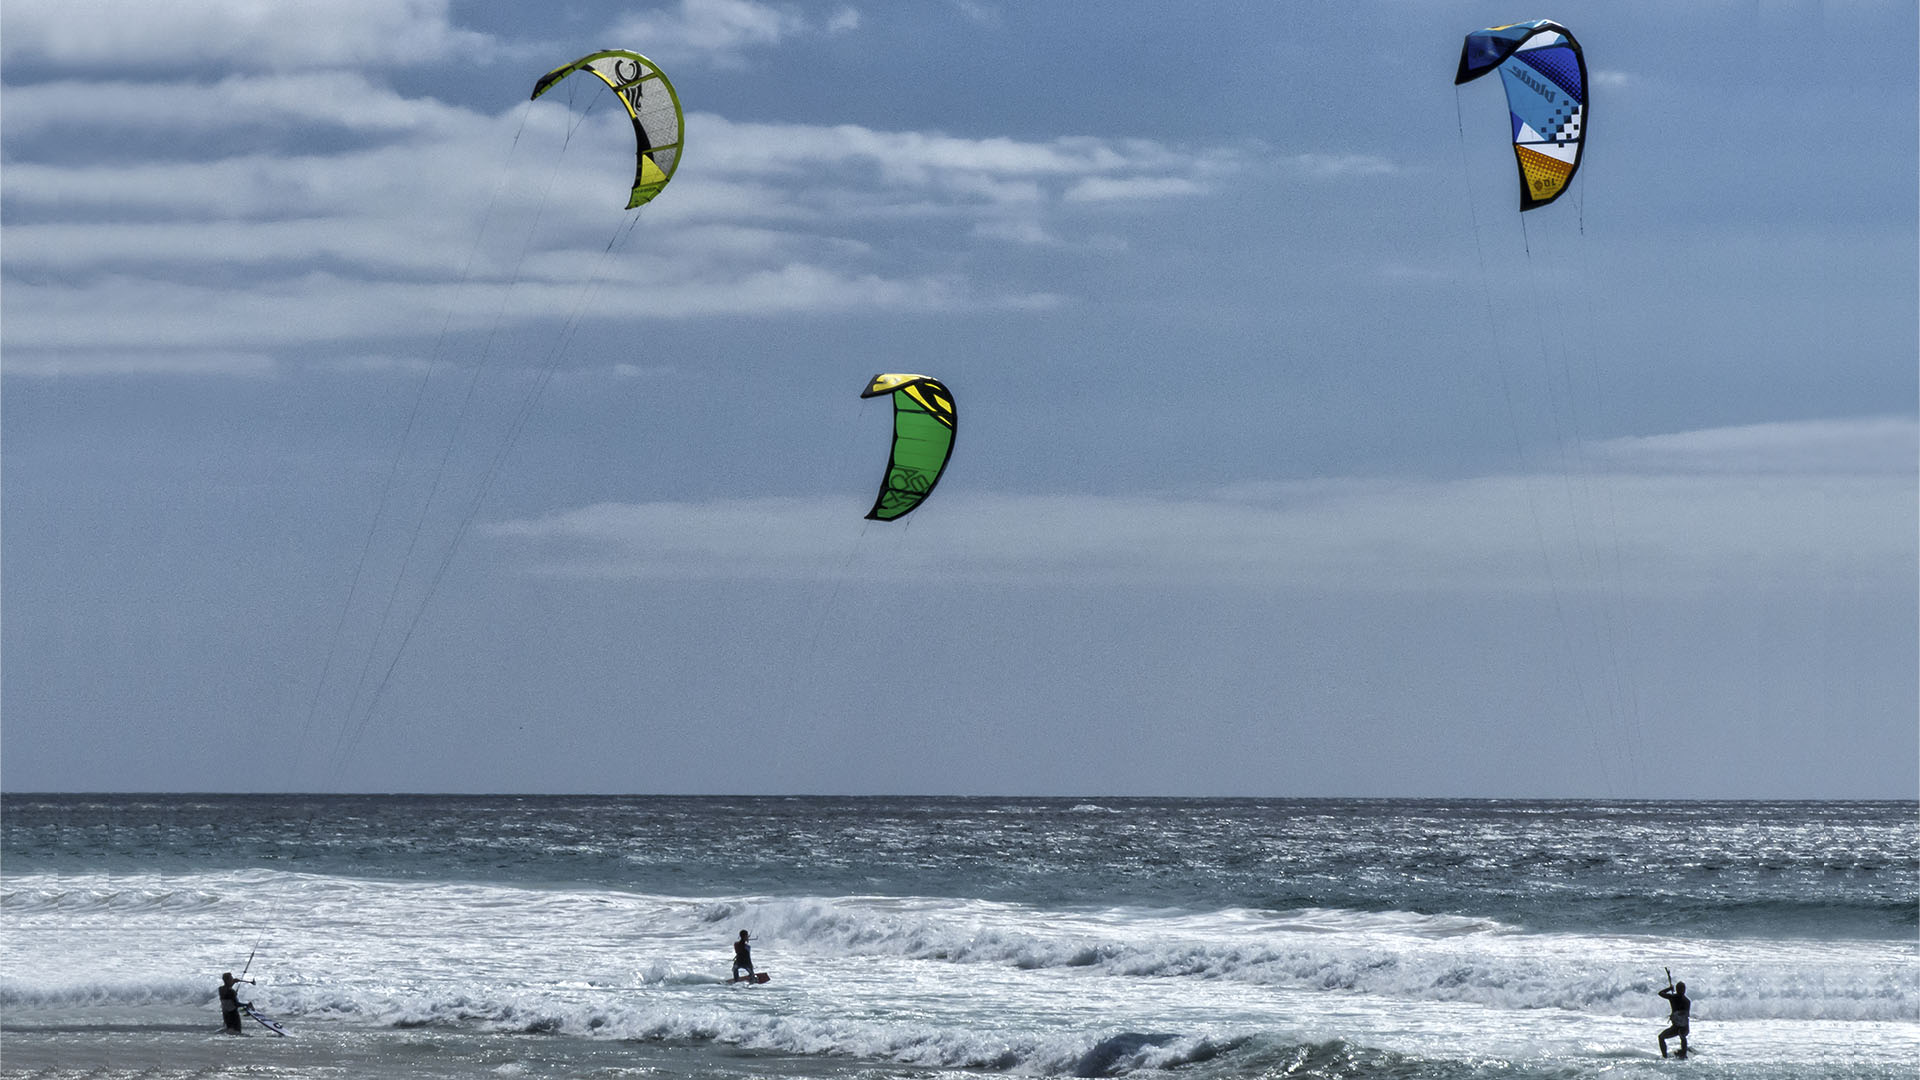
2;796;1914;1078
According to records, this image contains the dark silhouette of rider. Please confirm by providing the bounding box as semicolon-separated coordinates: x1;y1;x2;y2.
731;930;755;981
218;972;254;1033
1657;978;1691;1058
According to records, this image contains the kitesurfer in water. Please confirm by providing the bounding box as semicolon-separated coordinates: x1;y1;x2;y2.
218;972;254;1033
731;930;755;981
1656;975;1691;1058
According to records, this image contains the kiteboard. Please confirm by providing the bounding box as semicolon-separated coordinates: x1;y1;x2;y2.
729;972;771;985
244;1006;291;1037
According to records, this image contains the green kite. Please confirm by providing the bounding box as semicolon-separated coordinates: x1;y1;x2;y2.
861;374;956;521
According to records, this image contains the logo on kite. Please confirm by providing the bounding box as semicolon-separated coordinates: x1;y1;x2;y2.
531;50;685;209
860;374;956;522
1455;20;1587;210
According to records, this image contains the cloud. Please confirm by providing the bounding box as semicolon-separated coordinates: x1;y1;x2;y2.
1594;417;1917;475
6;78;1231;237
7;5;1309;383
607;0;858;66
610;363;677;380
1287;153;1399;179
311;352;448;376
0;73;475;140
2;70;1227;371
690;118;1224;188
0;349;276;377
971;219;1060;246
943;1;1001;28
1064;177;1208;203
4;79;1228;216
0;0;491;70
485;418;1917;593
0;263;1057;361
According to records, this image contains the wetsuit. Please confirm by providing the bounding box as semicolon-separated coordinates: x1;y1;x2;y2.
219;982;246;1033
1657;986;1691;1057
732;937;754;980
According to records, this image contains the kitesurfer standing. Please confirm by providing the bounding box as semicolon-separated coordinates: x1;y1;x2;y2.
218;972;253;1033
1656;975;1691;1058
731;930;755;981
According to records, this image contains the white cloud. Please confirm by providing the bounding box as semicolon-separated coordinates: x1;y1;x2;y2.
1594;417;1916;475
485;418;1917;592
0;0;491;69
0;263;1055;359
0;349;276;377
688;117;1223;187
1;48;1240;374
944;1;1001;28
671;117;1240;228
971;219;1059;246
4;85;1227;227
0;73;475;139
5;82;1227;236
312;353;448;376
610;363;677;380
1064;177;1207;203
3;219;490;276
529;363;680;392
1288;153;1399;179
607;0;858;66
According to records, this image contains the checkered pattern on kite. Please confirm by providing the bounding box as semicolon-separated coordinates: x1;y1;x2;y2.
1547;105;1583;147
1523;103;1584;148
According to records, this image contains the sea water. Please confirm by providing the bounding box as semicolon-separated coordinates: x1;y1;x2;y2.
2;796;1914;1078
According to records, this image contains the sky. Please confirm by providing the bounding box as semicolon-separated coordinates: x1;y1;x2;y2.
2;0;1914;798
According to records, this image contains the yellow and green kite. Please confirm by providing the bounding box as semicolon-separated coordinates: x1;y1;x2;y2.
531;50;685;209
861;374;956;522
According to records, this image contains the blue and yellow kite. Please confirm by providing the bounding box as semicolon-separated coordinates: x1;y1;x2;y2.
1456;20;1587;211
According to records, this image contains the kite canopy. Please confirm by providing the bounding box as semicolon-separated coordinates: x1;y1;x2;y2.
531;50;684;208
1455;20;1586;210
860;374;956;522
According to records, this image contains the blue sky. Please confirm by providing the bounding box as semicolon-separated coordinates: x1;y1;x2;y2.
3;0;1914;796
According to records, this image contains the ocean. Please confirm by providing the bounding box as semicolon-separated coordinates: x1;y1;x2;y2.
1;796;1914;1078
